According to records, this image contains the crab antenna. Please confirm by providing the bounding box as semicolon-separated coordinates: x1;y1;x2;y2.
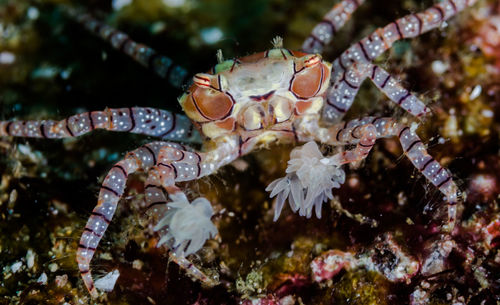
216;49;224;64
272;36;283;49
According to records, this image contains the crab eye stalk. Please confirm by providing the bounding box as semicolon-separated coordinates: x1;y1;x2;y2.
193;73;212;88
303;54;321;68
193;73;227;91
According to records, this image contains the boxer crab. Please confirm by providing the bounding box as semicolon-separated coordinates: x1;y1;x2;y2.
0;0;477;298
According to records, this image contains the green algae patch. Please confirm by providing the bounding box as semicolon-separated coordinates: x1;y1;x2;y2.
332;270;391;305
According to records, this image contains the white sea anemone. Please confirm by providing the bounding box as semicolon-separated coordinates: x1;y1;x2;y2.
154;193;218;256
266;141;345;220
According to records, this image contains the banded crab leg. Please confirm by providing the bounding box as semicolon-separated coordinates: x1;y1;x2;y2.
333;0;478;76
77;142;167;298
323;62;368;122
78;139;240;298
302;0;366;54
64;8;188;88
367;64;430;117
324;62;431;121
323;0;478;122
299;116;459;230
0;107;200;143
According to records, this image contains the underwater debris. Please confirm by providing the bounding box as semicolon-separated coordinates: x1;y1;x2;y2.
94;269;120;292
312;233;419;283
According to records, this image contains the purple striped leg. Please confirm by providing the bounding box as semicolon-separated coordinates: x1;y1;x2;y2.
324;63;431;122
0;107;201;143
321;116;459;231
333;0;478;74
323;62;369;122
302;0;366;54
322;0;478;123
65;8;188;88
77;141;167;298
78;139;235;297
368;64;430;118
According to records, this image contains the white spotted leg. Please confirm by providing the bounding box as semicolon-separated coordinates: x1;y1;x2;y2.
322;0;478;123
0;107;200;143
78;139;240;297
333;0;479;73
323;62;369;122
302;0;366;54
367;64;430;118
324;62;431;122
77;141;167;298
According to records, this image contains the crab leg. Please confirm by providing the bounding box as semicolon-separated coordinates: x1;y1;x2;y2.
77;141;167;298
0;107;200;143
324;62;432;121
367;64;430;117
77;139;239;298
65;8;188;88
335;117;459;205
323;62;368;121
302;0;366;54
323;0;477;122
336;0;477;71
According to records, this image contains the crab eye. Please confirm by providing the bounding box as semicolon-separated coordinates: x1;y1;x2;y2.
242;105;265;130
290;55;329;99
269;97;292;123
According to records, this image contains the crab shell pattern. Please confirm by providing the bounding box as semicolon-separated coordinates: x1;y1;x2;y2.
179;50;331;142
